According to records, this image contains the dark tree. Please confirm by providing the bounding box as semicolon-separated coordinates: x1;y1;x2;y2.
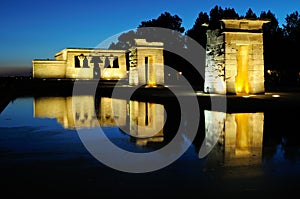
245;8;257;19
109;12;186;50
136;12;186;51
260;10;286;86
208;6;239;29
208;5;223;29
186;6;239;48
282;11;300;84
283;11;300;42
138;12;185;33
222;7;239;19
185;12;209;48
109;30;137;50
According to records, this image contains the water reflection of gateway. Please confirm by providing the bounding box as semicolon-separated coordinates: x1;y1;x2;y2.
33;96;164;145
203;111;264;167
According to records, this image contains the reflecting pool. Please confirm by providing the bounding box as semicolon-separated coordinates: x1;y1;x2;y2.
1;94;300;197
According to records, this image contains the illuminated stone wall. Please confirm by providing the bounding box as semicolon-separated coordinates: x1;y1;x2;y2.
129;39;164;86
33;48;127;80
205;19;269;94
33;41;164;83
32;60;66;78
204;30;226;94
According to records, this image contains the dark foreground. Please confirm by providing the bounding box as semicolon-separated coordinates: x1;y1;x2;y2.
1;78;300;198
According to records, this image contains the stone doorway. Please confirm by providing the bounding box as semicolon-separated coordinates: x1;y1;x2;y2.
236;45;250;94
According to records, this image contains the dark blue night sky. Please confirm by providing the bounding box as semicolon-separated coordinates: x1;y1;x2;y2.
0;0;299;74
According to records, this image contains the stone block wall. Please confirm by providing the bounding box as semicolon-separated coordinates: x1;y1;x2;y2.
101;53;127;80
224;32;265;94
204;19;269;94
204;30;226;94
129;39;164;86
33;48;127;80
66;67;94;79
136;48;164;85
32;60;66;78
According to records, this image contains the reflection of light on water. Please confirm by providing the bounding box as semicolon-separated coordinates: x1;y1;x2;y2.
0;97;62;128
235;113;250;156
272;144;286;162
272;94;280;98
33;96;165;146
242;94;256;98
146;84;157;88
203;111;264;167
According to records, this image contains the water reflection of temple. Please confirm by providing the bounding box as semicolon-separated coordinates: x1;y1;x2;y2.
203;111;264;167
33;96;164;146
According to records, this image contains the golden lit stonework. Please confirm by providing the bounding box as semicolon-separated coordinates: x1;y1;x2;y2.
204;19;270;94
32;39;164;87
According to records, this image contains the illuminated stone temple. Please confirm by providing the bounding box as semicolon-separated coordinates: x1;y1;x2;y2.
204;19;270;94
32;39;164;86
128;39;164;86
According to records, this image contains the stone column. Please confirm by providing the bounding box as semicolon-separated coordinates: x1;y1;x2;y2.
108;56;114;68
78;54;85;68
87;56;94;68
99;56;106;70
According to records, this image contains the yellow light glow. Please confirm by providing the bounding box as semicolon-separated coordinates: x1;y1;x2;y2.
235;113;250;155
242;94;256;98
235;45;249;94
272;94;280;98
147;81;157;87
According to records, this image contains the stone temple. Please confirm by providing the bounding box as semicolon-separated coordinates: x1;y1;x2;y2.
204;19;270;94
33;19;270;94
32;39;164;86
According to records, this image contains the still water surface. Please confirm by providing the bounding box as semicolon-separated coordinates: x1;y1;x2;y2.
0;95;300;197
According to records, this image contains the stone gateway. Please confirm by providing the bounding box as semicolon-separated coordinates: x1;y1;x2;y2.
204;19;270;94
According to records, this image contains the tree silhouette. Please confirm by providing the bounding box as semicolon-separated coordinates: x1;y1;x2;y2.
283;11;300;42
186;6;239;48
208;6;239;29
259;10;285;86
186;12;209;48
138;12;185;33
222;7;239;19
245;8;258;19
109;30;137;50
109;12;185;50
282;11;300;84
